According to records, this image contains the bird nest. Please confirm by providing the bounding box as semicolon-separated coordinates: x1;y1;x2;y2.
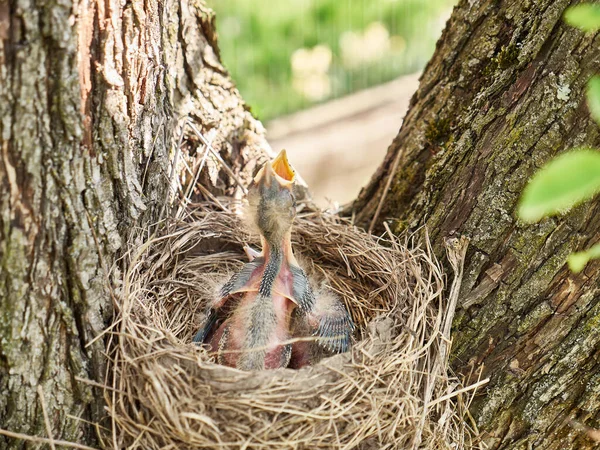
105;202;484;449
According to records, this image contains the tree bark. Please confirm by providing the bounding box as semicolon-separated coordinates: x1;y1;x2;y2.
0;0;268;446
5;0;600;447
353;0;600;448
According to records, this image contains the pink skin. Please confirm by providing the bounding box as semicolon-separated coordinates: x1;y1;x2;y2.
208;237;300;369
273;252;297;305
289;341;312;369
208;292;295;369
264;293;295;369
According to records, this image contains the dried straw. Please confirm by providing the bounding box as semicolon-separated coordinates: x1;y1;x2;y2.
105;201;486;449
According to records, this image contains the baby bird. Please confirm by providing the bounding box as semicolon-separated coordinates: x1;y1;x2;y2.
193;150;354;370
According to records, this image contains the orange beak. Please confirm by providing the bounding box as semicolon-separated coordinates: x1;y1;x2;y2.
254;149;296;188
271;149;295;184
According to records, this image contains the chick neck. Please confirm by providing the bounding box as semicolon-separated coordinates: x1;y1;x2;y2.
257;229;295;298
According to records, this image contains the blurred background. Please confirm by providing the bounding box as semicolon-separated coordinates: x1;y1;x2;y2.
207;0;457;206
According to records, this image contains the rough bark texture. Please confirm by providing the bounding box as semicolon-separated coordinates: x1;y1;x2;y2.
0;0;268;446
353;0;600;448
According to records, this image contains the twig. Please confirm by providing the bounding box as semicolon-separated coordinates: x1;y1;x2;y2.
187;122;248;194
187;130;214;197
141;119;165;187
427;378;490;408
65;414;110;432
37;386;56;450
440;235;470;362
0;428;97;450
195;183;229;212
170;118;188;189
159;118;188;223
176;129;215;219
74;376;127;395
368;146;405;234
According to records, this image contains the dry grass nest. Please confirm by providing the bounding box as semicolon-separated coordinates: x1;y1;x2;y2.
104;201;486;449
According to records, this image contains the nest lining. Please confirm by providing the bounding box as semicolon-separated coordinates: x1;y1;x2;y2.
105;203;481;449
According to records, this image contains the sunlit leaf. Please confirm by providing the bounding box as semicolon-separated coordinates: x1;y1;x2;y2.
588;77;600;125
568;242;600;273
518;149;600;223
564;4;600;32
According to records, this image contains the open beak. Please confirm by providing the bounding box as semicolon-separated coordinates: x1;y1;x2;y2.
254;149;296;189
271;149;295;184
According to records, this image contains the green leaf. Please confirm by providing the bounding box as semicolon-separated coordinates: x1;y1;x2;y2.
588;77;600;125
564;4;600;32
518;149;600;223
568;242;600;273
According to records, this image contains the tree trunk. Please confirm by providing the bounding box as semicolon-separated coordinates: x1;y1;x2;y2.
353;0;600;448
0;0;268;446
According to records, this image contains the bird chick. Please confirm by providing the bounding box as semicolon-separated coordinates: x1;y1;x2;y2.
193;150;354;371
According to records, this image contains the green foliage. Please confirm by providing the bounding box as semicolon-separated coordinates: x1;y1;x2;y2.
207;0;454;120
587;76;600;125
518;149;600;223
564;4;600;32
568;243;600;273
